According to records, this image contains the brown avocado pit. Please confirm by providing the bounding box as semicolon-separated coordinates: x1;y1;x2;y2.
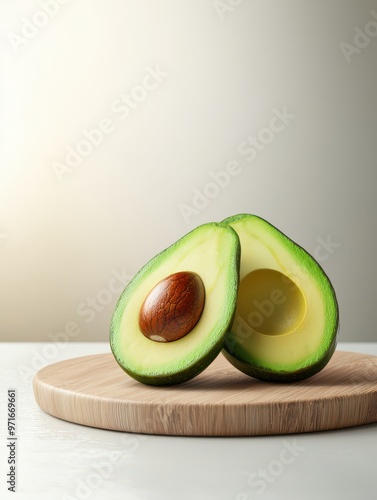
139;271;205;342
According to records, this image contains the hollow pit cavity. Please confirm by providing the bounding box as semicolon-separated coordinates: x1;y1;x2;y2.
237;269;306;336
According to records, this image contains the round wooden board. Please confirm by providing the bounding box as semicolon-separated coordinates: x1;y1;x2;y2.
33;350;377;436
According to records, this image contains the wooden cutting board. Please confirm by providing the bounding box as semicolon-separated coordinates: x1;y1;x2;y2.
33;350;377;436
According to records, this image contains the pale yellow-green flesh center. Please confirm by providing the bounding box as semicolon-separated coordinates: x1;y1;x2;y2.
230;219;328;369
238;269;306;336
115;226;236;376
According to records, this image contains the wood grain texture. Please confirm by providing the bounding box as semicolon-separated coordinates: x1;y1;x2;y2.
33;351;377;436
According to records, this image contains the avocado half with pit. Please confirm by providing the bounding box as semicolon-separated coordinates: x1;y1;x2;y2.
222;214;339;382
110;222;240;385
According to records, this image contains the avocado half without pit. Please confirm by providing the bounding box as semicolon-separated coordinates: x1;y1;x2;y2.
221;214;339;382
110;222;240;385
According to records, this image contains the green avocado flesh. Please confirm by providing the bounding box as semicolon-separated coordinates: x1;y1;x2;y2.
110;223;240;385
222;214;339;382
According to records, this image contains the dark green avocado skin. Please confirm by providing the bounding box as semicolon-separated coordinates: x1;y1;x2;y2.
222;330;338;382
114;341;221;386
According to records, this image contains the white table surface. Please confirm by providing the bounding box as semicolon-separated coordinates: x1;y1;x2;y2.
1;342;376;500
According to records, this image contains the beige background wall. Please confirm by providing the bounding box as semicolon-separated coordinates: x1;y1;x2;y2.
1;0;376;342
